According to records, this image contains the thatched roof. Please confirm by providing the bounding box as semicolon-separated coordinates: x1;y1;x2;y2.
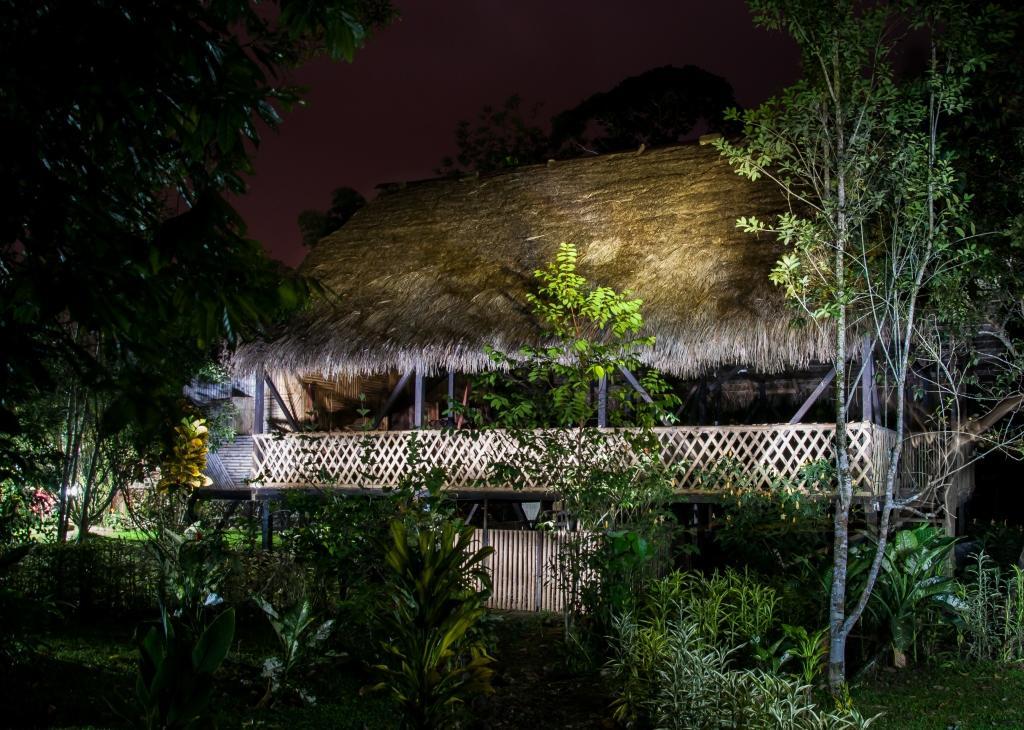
240;143;833;378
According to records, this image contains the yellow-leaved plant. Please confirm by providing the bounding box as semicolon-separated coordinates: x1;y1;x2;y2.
158;417;213;491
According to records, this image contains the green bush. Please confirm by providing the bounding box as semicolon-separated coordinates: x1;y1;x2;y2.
372;519;494;729
607;609;875;729
956;551;1024;663
641;569;779;651
132;606;235;730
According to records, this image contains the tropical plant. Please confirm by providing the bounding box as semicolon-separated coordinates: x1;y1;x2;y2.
955;551;1024;663
255;597;335;707
132;606;235;730
151;525;229;638
607;609;875;729
779;624;829;687
847;525;959;666
158;418;214;492
372;519;494;729
641;569;779;651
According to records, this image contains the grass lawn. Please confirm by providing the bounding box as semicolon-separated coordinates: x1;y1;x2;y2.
854;663;1024;729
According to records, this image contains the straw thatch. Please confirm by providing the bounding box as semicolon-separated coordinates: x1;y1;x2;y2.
239;143;834;378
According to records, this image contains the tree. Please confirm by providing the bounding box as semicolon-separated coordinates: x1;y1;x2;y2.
716;0;1021;691
0;1;393;535
550;65;739;156
298;186;367;247
439;95;550;174
440;65;739;174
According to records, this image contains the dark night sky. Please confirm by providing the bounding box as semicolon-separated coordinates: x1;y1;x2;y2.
234;0;800;267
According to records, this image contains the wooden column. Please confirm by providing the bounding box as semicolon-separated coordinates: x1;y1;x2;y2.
597;374;608;427
253;365;265;435
447;371;456;426
861;338;874;424
261;499;273;551
414;368;425;429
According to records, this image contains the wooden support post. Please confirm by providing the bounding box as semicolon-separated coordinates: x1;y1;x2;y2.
535;529;544;611
261;500;273;551
482;498;489;547
789;367;836;424
414;369;425;429
264;373;300;431
447;371;456;426
597;374;608;427
373;370;413;429
861;338;874;424
253;365;265;435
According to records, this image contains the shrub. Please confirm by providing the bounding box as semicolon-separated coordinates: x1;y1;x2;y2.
956;551;1024;663
846;525;959;666
641;569;779;650
372;519;494;729
607;609;875;729
132;606;235;730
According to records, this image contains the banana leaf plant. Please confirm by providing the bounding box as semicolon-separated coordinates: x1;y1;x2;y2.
371;519;494;729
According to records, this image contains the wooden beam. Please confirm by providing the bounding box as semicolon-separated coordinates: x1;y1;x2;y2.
618;366;654;404
789;367;836;424
414;369;425;429
253;365;265;435
264;374;300;431
373;370;413;429
677;366;745;418
597;374;608;427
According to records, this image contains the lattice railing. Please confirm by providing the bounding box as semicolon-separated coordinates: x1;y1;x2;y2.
250;422;896;496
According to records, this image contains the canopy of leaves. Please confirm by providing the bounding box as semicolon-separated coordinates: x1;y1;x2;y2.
0;1;393;481
298;186;367;247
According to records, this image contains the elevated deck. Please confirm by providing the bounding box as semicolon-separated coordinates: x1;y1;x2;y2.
232;422;934;500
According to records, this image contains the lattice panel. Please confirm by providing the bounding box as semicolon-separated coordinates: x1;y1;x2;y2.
251;422;889;496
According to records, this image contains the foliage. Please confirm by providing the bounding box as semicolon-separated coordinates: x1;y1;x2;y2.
0;0;394;490
549;64;739;155
1;479;51;547
440;65;739;174
372;519;494;729
697;458;833;573
439;94;550;174
607;608;875;729
298;186;367;247
132;606;235;730
469;243;679;648
256;597;335;707
152;525;229;638
714;0;1020;689
847;525;959;665
158;418;214;492
955;551;1024;663
278;491;397;612
641;569;779;652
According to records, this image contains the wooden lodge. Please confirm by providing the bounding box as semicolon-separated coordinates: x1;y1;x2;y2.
209;142;953;531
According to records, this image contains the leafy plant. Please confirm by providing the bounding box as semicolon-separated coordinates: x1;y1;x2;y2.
955;551;1024;663
780;624;829;686
607;609;875;729
641;569;779;651
255;597;335;707
158;418;213;492
372;519;494;729
847;525;959;666
132;606;235;730
152;525;228;637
